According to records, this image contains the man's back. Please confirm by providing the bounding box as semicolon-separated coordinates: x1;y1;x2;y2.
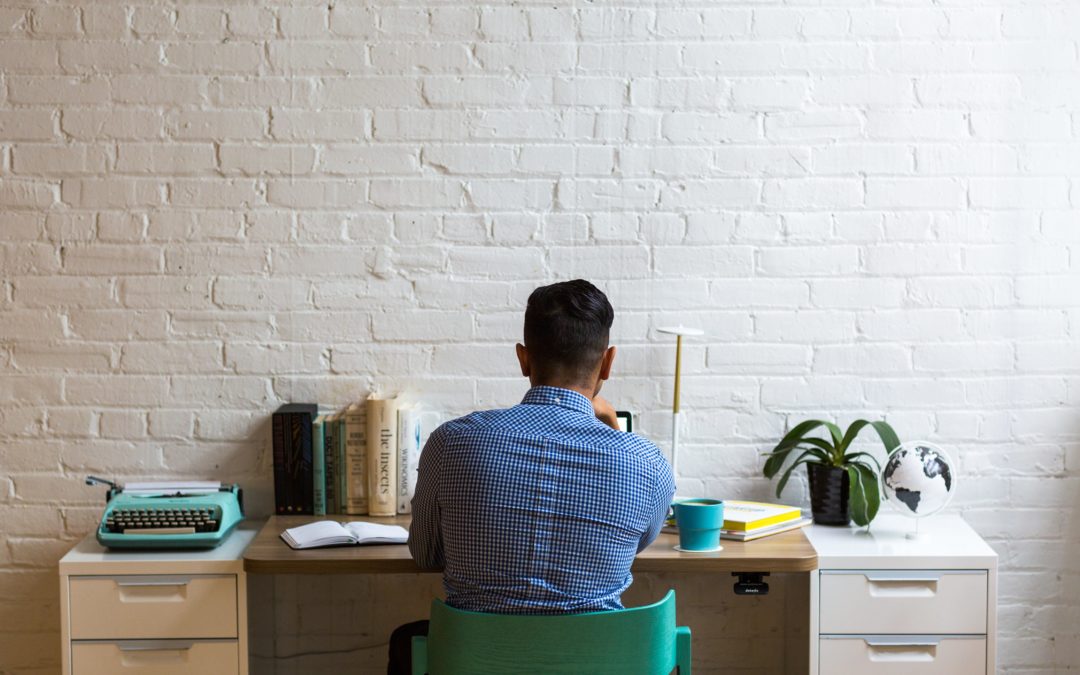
409;386;675;614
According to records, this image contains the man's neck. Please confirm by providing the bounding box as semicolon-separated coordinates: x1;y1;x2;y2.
530;381;595;401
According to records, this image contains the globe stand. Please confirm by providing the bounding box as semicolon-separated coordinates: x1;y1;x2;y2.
906;518;922;540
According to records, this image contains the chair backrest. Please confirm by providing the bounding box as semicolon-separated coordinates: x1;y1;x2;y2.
423;590;680;675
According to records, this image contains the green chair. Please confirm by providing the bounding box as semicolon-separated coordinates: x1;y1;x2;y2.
411;590;691;675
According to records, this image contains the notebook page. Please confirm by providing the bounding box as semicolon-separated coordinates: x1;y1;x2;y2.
343;521;408;544
281;520;354;549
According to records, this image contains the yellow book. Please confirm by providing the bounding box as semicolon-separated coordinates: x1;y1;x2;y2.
722;500;802;532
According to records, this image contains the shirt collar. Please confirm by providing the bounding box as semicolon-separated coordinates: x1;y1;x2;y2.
521;386;595;416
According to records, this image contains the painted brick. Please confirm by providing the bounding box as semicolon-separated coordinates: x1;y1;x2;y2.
116;144;216;175
167;110;265;140
61;108;165;140
272;109;366;142
61;178;162;208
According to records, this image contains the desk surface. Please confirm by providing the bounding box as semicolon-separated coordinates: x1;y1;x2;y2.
243;516;818;575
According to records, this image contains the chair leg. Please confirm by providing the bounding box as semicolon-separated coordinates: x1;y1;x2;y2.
411;636;428;675
675;626;691;675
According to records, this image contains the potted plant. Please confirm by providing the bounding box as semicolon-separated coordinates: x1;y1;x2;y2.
762;420;900;527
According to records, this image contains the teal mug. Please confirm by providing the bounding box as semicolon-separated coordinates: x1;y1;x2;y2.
673;499;724;552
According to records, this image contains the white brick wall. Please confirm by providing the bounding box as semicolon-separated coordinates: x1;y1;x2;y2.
1;0;1078;673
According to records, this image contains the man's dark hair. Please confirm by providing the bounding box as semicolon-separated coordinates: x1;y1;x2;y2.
524;280;614;383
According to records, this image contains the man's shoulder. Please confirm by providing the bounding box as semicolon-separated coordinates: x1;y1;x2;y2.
434;405;671;472
614;431;671;472
438;407;514;432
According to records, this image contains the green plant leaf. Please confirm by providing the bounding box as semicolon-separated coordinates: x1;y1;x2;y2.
846;465;870;527
794;445;831;463
870;421;901;455
799;437;837;455
854;462;882;525
764;419;834;478
844;451;882;473
775;420;831;452
763;447;794;478
776;457;813;498
823;421;844;447
838;419;871;453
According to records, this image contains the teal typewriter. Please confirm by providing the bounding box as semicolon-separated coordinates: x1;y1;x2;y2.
87;477;244;550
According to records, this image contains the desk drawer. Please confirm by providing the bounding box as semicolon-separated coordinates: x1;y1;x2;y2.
69;575;237;640
72;640;239;675
820;636;985;675
820;570;986;634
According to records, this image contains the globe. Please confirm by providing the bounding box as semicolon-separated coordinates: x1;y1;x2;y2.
881;442;956;518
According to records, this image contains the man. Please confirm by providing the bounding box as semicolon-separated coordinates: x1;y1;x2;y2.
389;279;675;673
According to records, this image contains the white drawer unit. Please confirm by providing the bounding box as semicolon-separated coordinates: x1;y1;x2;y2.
59;528;256;675
69;575;238;640
71;640;240;675
819;570;987;634
820;635;987;675
806;515;997;675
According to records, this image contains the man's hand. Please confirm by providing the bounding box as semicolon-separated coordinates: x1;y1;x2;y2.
592;394;620;430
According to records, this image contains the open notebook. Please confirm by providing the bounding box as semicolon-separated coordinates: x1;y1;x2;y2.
281;520;409;550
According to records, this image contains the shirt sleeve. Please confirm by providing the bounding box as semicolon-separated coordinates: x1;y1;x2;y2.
637;455;676;553
408;424;447;570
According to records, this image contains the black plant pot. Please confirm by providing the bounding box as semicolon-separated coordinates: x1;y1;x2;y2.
807;463;850;526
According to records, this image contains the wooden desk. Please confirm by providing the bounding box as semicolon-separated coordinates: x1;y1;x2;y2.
243;515;817;575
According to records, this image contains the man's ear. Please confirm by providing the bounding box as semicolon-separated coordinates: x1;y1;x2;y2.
598;345;616;381
516;343;531;378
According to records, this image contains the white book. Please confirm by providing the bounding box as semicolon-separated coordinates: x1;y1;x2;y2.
280;520;408;550
396;405;421;515
395;404;446;514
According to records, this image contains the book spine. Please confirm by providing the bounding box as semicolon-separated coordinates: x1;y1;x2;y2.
272;413;287;514
338;415;348;515
313;417;326;517
366;396;398;516
396;409;412;514
324;415;337;514
344;404;368;515
285;413;299;513
288;412;314;515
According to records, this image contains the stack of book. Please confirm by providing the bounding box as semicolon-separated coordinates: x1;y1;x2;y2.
272;396;443;517
719;501;810;541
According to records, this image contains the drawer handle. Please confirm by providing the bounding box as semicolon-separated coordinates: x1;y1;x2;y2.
863;572;941;583
117;640;195;652
865;637;939;663
865;637;942;648
115;576;192;587
865;572;939;598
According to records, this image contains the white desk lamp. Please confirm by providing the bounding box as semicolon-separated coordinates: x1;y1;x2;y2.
656;326;704;482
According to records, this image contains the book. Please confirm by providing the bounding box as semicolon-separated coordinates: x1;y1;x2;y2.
722;500;802;532
272;411;286;514
344;403;367;514
271;403;317;515
313;415;326;517
337;413;349;514
280;520;408;550
720;516;811;542
323;412;338;514
366;394;398;516
664;500;804;536
396;408;444;514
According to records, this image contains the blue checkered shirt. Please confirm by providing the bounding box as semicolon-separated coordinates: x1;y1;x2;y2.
408;386;675;614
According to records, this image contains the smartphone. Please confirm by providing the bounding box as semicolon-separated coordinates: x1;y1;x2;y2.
615;410;633;433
